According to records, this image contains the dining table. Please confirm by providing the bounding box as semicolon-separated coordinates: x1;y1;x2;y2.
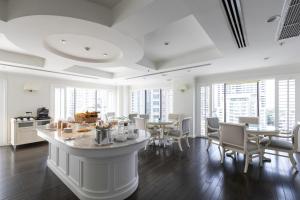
147;119;174;146
246;124;280;162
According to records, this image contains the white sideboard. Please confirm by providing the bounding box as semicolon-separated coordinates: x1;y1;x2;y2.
11;118;52;149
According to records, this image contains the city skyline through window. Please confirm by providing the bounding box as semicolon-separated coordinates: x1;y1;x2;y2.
200;78;294;136
131;88;173;120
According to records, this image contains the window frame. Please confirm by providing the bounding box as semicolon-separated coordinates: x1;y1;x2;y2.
52;85;115;120
130;88;173;120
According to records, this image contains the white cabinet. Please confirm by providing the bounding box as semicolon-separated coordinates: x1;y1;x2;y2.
11;119;52;149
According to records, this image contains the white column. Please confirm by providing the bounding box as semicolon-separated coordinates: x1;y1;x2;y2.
0;79;7;146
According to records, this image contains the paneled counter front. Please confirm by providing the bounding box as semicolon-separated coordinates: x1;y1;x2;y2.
37;128;150;200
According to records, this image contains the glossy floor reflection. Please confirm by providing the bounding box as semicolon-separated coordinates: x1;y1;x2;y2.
0;139;300;200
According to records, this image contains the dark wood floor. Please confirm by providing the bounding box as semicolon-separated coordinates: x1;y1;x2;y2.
1;138;300;200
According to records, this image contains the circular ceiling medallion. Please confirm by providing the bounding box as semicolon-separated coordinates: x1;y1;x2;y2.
45;34;123;63
5;15;144;67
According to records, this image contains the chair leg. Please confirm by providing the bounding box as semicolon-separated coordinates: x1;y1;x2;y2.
185;136;190;148
289;152;298;171
178;139;183;151
244;154;249;173
218;145;222;159
207;139;211;151
259;151;263;167
221;147;225;164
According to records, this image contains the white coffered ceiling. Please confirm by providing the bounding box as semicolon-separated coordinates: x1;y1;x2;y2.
0;0;300;85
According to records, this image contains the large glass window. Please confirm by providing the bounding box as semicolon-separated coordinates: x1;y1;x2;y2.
212;83;225;122
130;88;173;120
226;82;258;123
55;87;114;121
200;86;210;136
278;79;295;131
201;78;295;134
131;90;145;114
54;88;65;121
75;88;96;113
259;80;275;128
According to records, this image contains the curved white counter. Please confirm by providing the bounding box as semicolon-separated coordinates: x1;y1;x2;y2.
37;128;150;200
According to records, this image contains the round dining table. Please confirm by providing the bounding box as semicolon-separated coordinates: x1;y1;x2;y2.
246;124;280;162
147;120;174;146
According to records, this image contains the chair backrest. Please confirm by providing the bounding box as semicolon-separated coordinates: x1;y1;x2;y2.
105;112;115;121
134;117;146;130
238;117;259;125
128;113;138;122
219;123;247;151
206;117;219;133
180;117;192;136
292;124;300;150
168;113;180;122
139;114;149;120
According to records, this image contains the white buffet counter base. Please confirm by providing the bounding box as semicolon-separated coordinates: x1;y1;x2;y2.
37;128;150;200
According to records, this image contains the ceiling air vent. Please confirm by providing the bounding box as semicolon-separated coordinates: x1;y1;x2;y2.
221;0;247;48
277;0;300;40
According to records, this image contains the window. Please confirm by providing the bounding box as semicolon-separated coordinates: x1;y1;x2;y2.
130;88;173;120
55;87;114;121
161;89;173;121
212;83;225;122
54;88;65;121
226;82;258;123
75;88;96;113
200;86;210;136
153;108;159;112
200;78;296;135
97;89;114;119
131;90;145;114
66;88;75;119
278;79;295;131
259;79;275;128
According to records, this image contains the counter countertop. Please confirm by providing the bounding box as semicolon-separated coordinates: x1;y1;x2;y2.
37;128;150;150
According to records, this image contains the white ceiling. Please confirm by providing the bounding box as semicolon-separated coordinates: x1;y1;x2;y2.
144;15;218;64
0;0;300;85
86;0;122;8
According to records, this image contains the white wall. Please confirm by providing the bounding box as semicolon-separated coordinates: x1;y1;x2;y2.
0;72;117;145
0;79;7;146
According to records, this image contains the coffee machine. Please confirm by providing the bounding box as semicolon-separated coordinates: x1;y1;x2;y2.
36;107;50;120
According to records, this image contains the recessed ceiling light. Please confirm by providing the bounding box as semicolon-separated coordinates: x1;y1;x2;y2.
279;41;285;46
164;42;170;46
267;15;281;23
60;39;66;44
264;57;270;60
84;47;91;51
103;53;108;56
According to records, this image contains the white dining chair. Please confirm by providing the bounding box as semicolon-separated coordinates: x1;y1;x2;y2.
260;124;300;171
168;117;192;151
128;113;138;123
135;117;159;150
165;113;181;133
105;112;115;121
206;117;222;158
134;117;146;130
219;122;263;173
